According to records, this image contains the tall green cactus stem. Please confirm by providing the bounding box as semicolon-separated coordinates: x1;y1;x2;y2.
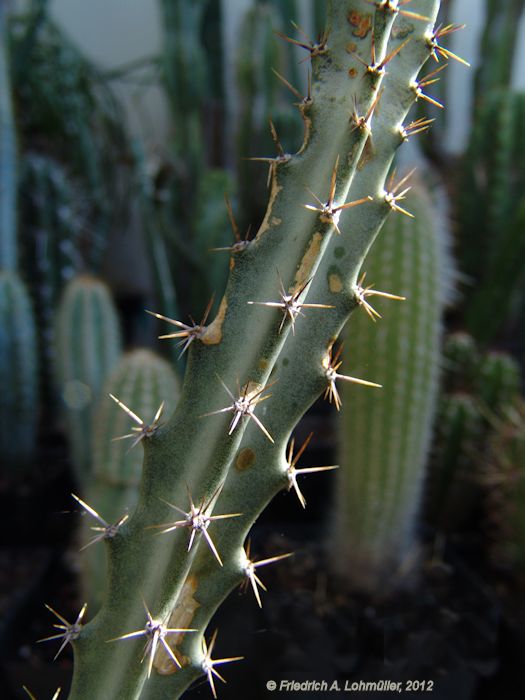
329;183;444;589
66;3;443;698
425;393;484;532
0;3;17;270
473;0;525;110
55;275;122;485
458;89;525;292
82;349;181;611
0;271;38;473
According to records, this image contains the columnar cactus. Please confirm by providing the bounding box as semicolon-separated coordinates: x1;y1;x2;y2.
0;271;38;473
80;349;181;611
0;2;17;271
330;182;446;589
55;275;122;484
40;3;453;697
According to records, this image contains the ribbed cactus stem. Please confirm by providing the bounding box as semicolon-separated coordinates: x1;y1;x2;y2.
332;182;445;590
0;3;17;270
0;271;38;472
55;275;122;485
425;392;484;531
81;349;181;611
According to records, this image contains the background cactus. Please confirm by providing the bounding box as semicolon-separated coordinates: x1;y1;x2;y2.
0;2;17;271
330;182;447;590
55;275;122;484
81;349;181;611
0;270;38;473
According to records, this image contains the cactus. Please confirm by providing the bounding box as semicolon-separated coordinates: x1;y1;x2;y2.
442;331;479;392
485;399;525;575
0;3;17;271
80;349;181;611
55;275;122;485
457;89;525;282
474;351;521;411
330;182;446;590
35;3;451;697
425;392;484;531
473;0;525;110
0;271;38;473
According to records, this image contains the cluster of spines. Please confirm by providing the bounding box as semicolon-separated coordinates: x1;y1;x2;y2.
46;3;459;698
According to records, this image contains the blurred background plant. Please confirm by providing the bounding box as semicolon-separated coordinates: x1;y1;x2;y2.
2;0;525;698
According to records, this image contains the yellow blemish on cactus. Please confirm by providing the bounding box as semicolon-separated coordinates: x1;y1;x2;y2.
236;447;257;471
329;273;343;293
229;257;235;271
347;11;373;38
255;177;283;241
346;42;358;53
258;358;269;371
271;217;282;227
155;576;200;674
348;67;358;78
294;232;323;287
201;297;228;345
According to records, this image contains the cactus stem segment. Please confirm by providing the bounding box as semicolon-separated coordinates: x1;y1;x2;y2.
323;345;382;411
72;494;129;550
429;24;470;67
384;168;416;217
285;432;339;508
150;486;242;566
201;376;275;443
109;394;165;450
304;156;373;234
107;601;196;678
247;275;334;334
355;272;406;322
146;298;214;356
200;630;244;700
38;604;87;660
241;542;293;608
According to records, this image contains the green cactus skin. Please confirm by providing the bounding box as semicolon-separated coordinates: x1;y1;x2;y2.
425;392;484;532
486;399;525;575
0;4;17;271
442;332;479;392
81;349;181;611
473;0;525;110
327;183;445;590
55;275;122;485
459;89;525;293
0;271;38;473
474;351;522;412
65;3;444;698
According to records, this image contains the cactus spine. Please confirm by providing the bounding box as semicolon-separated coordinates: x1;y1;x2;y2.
330;183;445;589
81;349;181;611
55;275;122;484
0;271;38;473
57;3;447;698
